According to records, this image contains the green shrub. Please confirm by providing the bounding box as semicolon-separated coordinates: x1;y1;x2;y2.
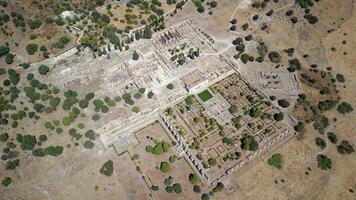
32;148;45;157
83;140;94;149
201;193;210;200
0;67;6;75
85;130;96;140
85;92;95;101
167;83;174;90
249;106;262;117
101;105;109;113
268;51;281;63
92;114;100;121
173;183;182;193
165;186;173;193
169;155;176;163
44;146;63;156
93;99;104;107
62;116;72;126
228;105;238;114
27;18;42;29
79;99;89;108
5;53;15;64
287;58;301;72
2;177;12;187
26;43;38;55
160;162;170;173
0;45;10;57
0;132;9;142
315;137;326;149
268;153;283;169
132;106;140;113
189;173;199;184
337;102;353;114
6;159;20;170
278;99;290;108
39;135;47;142
193;185;201;193
318;100;337;112
133;92;142;99
241;135;259;151
151;185;159;191
212;182;224;193
337;140;354;155
145;145;153;153
316;154;332;170
114;96;121;102
20;135;37;151
152;141;170;155
274;112;284;121
38;64;49;75
100;160;114;176
56;127;63;134
327;132;337;144
132;50;139;60
208;158;217;166
26;73;34;80
319;87;331;95
336;73;345;83
294;121;305;133
49;97;61;108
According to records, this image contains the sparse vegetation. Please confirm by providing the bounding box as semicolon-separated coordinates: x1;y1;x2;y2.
316;154;332;170
100;160;114;176
268;153;283;169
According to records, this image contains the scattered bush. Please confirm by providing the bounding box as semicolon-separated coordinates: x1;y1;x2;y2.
173;183;182;193
201;193;210;200
2;177;12;187
38;65;49;75
160;162;170;173
151;185;159;191
316;154;332;170
92;114;101;121
152;141;170;155
85;92;95;101
327;132;337;144
315;137;326;149
208;158;217;166
0;45;9;57
27;18;42;29
337;102;353;114
132;50;139;60
167;83;174;90
268;51;281;63
0;132;9;142
5;53;15;64
278;99;290;108
26;43;38;55
83;140;95;149
85;130;96;140
79;99;89;109
337;140;354;155
241;135;259;151
268;153;283;169
44;146;63;156
189;173;199;184
336;73;345;83
228;105;238;114
132;106;140;113
100;160;114;176
193;185;201;193
212;182;224;193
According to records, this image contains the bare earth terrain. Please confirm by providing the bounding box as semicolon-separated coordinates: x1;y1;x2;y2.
1;0;356;200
